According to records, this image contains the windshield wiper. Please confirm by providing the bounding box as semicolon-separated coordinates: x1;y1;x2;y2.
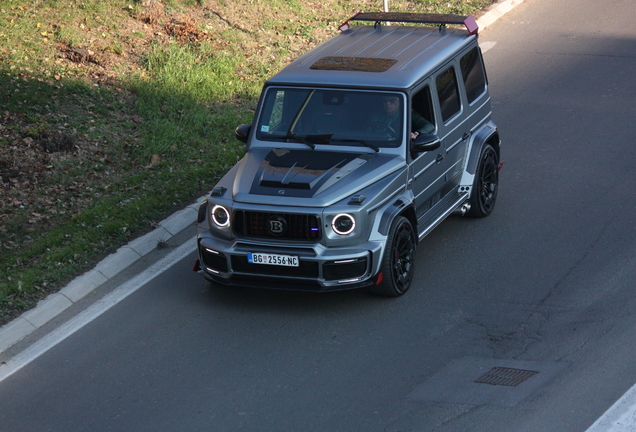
329;138;379;152
284;133;335;149
283;133;316;149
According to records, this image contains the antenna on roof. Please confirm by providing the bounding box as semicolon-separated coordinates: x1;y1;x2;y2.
383;1;390;25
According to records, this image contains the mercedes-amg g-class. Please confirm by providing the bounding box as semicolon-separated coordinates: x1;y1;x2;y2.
194;12;501;296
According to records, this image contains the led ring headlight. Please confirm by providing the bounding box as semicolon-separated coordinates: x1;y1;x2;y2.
332;213;355;235
211;205;230;227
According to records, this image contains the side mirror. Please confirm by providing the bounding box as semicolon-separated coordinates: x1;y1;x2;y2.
412;133;441;153
234;124;251;143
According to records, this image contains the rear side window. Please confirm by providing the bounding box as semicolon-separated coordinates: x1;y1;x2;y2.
460;47;487;104
436;67;461;123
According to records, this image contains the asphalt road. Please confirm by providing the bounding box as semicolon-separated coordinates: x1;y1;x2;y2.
1;0;636;430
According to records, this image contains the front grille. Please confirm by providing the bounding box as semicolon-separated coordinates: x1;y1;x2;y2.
231;255;319;278
201;248;228;272
323;258;368;281
233;211;321;241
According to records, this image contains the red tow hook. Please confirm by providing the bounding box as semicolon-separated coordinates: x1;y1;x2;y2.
375;272;384;285
498;161;505;171
193;259;201;272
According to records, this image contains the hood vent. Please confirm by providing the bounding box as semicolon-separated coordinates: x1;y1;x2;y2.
250;149;367;198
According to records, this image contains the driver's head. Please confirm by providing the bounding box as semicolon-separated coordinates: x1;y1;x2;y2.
381;96;400;115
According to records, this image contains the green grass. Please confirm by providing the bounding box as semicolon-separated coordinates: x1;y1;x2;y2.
0;0;495;325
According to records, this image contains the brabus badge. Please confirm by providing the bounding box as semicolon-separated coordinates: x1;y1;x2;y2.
268;215;287;236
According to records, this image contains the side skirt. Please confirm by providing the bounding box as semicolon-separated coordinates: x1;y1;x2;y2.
416;188;470;241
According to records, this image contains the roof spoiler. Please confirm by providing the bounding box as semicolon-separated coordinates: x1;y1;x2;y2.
339;12;479;35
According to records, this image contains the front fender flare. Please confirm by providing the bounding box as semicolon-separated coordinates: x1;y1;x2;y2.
378;199;408;236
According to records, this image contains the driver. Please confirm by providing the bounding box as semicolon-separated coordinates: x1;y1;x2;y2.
371;95;434;139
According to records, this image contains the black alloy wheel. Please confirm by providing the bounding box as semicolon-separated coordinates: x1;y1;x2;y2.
372;216;416;297
468;143;499;217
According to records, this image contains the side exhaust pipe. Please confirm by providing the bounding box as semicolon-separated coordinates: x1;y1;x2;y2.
453;202;471;216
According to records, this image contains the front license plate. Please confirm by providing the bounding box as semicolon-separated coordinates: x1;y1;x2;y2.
247;252;299;267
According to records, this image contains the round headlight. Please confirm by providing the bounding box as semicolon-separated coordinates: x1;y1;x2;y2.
332;213;355;235
211;205;230;227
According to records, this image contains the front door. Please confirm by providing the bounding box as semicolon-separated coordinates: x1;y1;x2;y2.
408;85;447;223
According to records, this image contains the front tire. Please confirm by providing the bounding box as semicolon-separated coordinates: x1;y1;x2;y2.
371;216;416;297
468;143;499;218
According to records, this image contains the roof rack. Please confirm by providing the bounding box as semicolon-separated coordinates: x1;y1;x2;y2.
338;12;478;35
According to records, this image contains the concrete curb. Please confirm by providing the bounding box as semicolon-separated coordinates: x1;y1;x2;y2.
477;0;525;30
0;0;525;356
0;195;206;354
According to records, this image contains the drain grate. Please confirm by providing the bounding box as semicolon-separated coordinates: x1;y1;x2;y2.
474;367;539;387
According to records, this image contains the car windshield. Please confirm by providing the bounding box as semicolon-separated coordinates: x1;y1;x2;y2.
255;87;405;148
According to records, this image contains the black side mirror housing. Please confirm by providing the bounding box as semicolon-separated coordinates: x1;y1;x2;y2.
235;124;251;144
412;133;441;153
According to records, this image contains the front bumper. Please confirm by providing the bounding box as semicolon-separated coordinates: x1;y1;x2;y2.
196;231;383;291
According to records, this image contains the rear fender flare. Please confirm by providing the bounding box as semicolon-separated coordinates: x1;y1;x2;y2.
466;121;500;175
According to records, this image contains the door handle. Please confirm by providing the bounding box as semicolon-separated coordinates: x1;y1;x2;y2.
462;132;470;140
436;154;444;163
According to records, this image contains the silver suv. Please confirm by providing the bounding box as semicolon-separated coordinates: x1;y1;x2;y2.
194;13;501;296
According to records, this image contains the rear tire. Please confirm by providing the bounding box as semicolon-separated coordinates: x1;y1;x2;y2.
467;144;499;218
371;216;416;297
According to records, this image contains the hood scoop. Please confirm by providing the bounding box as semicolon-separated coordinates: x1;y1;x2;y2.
250;149;368;198
260;159;315;190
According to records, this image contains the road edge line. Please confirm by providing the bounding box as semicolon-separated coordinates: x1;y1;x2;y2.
0;196;205;355
0;235;197;383
585;385;636;432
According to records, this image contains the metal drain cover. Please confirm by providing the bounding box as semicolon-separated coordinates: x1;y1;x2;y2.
408;357;570;407
474;367;538;387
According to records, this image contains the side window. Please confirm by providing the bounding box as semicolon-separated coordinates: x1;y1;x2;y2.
436;66;461;123
411;86;435;135
258;89;287;134
460;47;487;104
268;90;285;130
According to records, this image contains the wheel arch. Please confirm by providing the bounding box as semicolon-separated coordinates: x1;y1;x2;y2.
399;206;418;243
377;198;418;244
466;122;500;175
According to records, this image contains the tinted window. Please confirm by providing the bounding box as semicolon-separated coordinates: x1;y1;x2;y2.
460;47;487;103
412;86;435;134
255;87;405;147
436;67;461;123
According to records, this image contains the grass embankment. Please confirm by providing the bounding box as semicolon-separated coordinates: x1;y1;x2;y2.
0;0;494;325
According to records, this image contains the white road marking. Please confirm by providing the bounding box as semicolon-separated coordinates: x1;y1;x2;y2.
480;41;497;53
586;384;636;432
0;236;196;383
4;232;636;430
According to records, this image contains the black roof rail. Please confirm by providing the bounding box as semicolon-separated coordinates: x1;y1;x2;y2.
339;12;478;35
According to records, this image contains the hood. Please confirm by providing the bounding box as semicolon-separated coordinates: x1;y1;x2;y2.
229;148;404;206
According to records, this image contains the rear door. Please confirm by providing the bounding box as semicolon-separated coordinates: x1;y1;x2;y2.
432;61;469;195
